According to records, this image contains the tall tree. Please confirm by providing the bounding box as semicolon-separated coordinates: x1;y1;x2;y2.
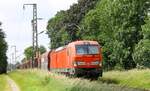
24;45;46;60
0;22;8;74
47;0;98;49
79;0;150;70
47;10;68;49
133;16;150;68
110;0;149;69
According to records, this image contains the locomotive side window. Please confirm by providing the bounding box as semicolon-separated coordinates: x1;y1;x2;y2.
76;45;99;55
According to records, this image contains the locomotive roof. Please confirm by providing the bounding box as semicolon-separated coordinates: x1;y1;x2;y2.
68;40;99;46
54;40;99;52
55;46;66;52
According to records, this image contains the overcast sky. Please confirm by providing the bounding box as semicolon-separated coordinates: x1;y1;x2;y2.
0;0;77;63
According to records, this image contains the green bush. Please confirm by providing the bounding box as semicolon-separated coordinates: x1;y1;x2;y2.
133;39;150;68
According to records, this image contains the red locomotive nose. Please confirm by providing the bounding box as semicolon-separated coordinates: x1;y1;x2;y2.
73;55;102;68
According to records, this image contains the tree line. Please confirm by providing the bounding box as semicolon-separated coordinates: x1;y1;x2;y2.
0;22;8;74
47;0;150;70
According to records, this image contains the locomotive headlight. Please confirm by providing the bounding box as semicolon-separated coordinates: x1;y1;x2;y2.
91;61;100;65
73;62;77;66
99;61;102;67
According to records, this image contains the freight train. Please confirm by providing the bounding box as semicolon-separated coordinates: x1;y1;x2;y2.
19;40;103;78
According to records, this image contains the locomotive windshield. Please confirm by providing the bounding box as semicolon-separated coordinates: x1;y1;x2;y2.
76;45;99;55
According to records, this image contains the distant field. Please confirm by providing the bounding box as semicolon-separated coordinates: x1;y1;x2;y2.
8;69;148;91
100;69;150;90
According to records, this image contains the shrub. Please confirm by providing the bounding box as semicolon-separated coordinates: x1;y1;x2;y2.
133;39;150;68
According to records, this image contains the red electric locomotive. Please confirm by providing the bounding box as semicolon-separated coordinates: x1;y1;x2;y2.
48;40;103;78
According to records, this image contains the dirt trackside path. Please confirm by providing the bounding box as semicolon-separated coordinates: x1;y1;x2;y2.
6;76;20;91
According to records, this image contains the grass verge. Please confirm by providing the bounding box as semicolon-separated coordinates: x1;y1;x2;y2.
0;74;11;91
8;69;148;91
100;69;150;90
0;75;6;91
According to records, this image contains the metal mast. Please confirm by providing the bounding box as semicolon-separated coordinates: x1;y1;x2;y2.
23;4;38;68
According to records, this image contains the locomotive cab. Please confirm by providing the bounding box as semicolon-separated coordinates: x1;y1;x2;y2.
74;44;102;68
68;41;103;78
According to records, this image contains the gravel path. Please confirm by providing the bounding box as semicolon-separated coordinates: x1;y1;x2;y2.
6;76;20;91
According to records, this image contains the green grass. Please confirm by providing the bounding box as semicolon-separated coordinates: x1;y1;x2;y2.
0;75;6;91
0;74;10;91
8;70;70;91
8;69;147;91
100;69;150;90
